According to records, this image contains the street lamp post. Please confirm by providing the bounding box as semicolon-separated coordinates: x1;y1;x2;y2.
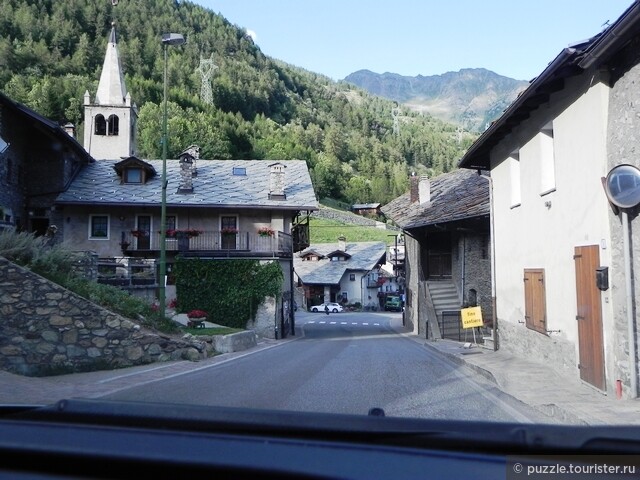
159;33;185;319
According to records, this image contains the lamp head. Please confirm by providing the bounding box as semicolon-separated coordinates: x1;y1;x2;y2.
161;33;186;46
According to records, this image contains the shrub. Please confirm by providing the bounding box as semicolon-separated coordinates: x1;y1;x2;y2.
174;258;283;329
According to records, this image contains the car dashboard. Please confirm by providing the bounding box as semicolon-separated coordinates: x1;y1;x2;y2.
0;399;639;479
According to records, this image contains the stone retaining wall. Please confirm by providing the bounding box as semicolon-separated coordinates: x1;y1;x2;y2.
0;257;213;376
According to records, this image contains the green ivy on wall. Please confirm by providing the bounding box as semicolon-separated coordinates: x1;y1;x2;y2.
174;258;283;329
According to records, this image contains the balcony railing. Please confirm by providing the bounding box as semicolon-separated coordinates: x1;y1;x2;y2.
97;257;157;288
120;230;293;256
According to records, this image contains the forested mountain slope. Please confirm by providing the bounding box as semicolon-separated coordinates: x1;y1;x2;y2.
0;0;476;204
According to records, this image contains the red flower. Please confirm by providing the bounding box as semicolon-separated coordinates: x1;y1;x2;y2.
187;309;207;319
257;226;275;237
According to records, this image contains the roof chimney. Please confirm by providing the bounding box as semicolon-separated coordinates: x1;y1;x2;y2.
409;173;419;203
269;162;286;200
62;122;75;138
181;145;200;176
177;152;194;194
419;176;430;205
338;236;346;252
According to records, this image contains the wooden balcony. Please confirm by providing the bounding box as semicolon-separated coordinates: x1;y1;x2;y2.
120;230;293;258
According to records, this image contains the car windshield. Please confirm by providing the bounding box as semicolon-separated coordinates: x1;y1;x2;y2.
1;0;640;456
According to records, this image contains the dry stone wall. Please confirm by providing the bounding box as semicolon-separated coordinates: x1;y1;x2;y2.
0;257;212;376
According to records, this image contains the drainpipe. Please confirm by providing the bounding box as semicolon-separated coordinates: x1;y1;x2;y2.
461;234;466;307
622;210;638;398
478;172;497;351
290;255;295;336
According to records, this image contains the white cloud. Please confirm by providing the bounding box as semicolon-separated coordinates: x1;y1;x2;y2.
245;29;257;41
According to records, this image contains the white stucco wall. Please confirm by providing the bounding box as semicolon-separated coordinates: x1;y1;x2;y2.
337;271;378;306
83;105;135;160
490;74;614;376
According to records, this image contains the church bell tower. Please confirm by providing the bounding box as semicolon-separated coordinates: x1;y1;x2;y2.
83;23;137;160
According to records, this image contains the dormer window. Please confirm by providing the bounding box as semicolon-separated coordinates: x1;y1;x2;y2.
113;156;156;185
125;167;142;184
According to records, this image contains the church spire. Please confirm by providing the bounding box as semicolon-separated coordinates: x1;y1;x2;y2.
83;21;137;160
95;23;127;105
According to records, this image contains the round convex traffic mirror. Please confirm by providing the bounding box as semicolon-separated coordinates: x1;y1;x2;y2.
604;164;640;209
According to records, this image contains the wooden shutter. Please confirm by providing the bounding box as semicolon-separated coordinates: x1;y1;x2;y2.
523;268;546;334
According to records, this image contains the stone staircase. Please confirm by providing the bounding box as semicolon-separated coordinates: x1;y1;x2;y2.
426;280;463;341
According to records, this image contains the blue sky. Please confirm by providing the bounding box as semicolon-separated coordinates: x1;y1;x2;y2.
195;0;632;81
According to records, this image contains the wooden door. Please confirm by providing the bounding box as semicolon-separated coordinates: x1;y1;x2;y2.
574;245;605;390
427;233;452;279
136;215;151;250
220;216;237;250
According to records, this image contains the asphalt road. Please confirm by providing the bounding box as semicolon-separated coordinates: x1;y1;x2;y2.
103;310;548;422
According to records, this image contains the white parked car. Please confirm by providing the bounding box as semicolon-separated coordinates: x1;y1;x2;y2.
311;302;344;313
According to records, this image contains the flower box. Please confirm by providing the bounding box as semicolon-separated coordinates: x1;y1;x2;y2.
186;309;207;329
257;226;275;237
166;228;202;238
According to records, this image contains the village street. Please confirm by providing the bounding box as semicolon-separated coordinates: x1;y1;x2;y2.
97;311;551;423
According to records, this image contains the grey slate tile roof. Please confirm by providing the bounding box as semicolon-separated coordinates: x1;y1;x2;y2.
381;168;489;230
0;91;92;164
56;159;318;210
294;241;387;285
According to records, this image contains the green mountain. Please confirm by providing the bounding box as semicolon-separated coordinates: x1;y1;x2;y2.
344;68;528;132
0;0;476;205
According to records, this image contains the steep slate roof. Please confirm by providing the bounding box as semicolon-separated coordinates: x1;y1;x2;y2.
381;169;489;230
56;159;318;211
0;91;92;164
458;1;640;170
294;241;387;286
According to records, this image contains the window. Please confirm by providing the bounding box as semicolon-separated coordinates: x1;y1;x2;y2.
232;167;246;176
108;115;119;136
124;168;142;184
89;215;109;239
523;268;546;334
509;151;521;208
95;115;106;136
540;123;556;195
349;274;356;281
165;215;177;231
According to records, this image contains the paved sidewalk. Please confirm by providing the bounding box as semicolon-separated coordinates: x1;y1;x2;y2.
416;336;640;425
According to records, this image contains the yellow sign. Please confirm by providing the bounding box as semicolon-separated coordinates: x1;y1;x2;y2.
461;306;483;329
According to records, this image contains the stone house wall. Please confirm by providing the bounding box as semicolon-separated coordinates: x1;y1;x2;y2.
0;257;211;376
606;36;640;392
